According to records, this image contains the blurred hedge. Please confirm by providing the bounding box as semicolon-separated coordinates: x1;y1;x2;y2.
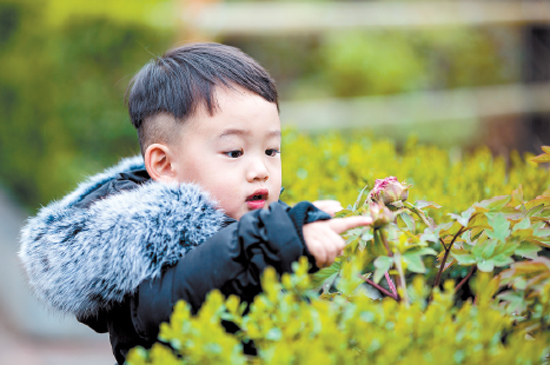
227;27;517;101
0;0;534;211
0;0;172;207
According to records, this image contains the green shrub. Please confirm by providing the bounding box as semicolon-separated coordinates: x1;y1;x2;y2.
127;267;549;364
126;148;550;364
281;131;548;223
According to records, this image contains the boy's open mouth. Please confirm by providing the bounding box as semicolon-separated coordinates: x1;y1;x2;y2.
246;189;268;209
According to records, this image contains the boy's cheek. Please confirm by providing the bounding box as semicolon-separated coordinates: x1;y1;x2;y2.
268;193;280;206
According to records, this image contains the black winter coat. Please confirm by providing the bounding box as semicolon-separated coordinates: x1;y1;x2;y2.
18;156;328;364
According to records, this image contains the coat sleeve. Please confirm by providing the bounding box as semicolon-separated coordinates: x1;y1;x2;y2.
130;201;330;341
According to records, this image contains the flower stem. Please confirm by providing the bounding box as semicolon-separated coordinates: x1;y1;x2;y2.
394;253;410;307
378;229;404;302
378;229;393;257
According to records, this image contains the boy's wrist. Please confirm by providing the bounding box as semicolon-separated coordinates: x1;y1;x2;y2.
287;202;331;272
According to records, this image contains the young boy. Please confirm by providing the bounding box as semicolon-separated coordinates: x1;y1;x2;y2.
19;43;371;364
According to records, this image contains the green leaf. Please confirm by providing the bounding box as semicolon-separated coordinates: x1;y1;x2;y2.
475;195;512;212
335;209;353;218
512;277;527;290
477;259;495;272
461;230;474;245
514;241;542;259
531;150;550;163
414;200;442;210
540;207;550;219
265;328;282;341
449;207;475;227
473;239;498;259
497;290;528;314
486;213;511;242
491;255;514;267
361;230;374;241
419;230;439;244
353;184;370;210
311;261;342;289
526;204;545;217
405;247;438;256
398;212;416;232
403;253;426;273
512;217;531;232
533;223;550;238
373;256;393;283
451;250;477;265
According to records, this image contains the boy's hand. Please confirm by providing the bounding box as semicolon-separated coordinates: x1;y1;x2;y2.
312;200;344;217
303;216;372;268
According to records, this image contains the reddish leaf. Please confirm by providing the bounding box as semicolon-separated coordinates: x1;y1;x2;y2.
508;185;524;208
531;147;550;163
475;195;512;211
414;200;442;210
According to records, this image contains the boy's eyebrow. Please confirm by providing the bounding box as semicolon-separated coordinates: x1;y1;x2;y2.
218;129;281;138
218;128;249;138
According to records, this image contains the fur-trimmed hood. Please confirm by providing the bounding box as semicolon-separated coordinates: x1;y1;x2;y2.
18;156;226;318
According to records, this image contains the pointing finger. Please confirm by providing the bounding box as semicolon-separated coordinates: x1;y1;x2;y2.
327;216;372;234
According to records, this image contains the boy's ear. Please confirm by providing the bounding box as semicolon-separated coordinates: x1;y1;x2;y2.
144;143;178;183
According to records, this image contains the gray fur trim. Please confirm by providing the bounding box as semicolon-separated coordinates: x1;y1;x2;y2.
18;157;225;317
60;155;145;207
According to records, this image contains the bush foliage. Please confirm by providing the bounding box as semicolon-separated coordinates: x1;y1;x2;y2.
281;131;547;222
126;149;550;364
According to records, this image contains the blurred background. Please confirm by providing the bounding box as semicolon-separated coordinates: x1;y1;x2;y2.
0;0;549;363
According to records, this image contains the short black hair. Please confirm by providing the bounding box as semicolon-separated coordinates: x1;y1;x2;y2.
126;42;279;155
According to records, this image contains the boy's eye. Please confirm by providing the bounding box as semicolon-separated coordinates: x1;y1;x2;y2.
265;149;280;157
224;150;243;158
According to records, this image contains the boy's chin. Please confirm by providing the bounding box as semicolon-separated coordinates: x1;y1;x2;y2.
229;201;277;221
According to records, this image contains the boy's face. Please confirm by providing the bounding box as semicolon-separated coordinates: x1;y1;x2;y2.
169;86;282;220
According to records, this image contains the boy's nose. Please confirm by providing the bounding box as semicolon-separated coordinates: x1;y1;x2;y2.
247;159;269;182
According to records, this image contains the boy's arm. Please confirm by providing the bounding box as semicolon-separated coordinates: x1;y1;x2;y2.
132;201;317;339
132;201;371;341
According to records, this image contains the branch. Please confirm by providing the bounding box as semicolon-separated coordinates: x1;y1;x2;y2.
434;227;465;288
394;253;410;307
439;237;448;251
455;266;476;293
378;229;393;257
358;274;399;301
384;271;397;297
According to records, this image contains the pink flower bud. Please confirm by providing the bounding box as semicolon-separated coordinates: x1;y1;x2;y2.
367;176;410;205
365;201;394;228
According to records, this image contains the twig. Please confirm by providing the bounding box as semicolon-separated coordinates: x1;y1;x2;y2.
358;274;399;301
378;229;402;300
433;227;465;288
394;253;410;307
455;266;476;293
434;247;452;288
378;229;393;257
439;237;448;251
385;271;397;297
